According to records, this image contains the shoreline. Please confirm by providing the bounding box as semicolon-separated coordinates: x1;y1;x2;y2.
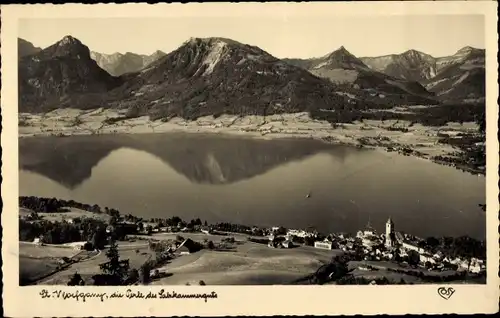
19;108;485;176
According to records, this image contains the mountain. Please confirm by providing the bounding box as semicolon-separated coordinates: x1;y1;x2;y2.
18;35;123;112
360;49;437;83
360;47;485;102
284;47;435;105
424;47;485;102
105;37;362;120
18;38;41;58
90;50;167;76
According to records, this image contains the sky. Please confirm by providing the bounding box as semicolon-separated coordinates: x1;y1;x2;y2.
19;15;485;58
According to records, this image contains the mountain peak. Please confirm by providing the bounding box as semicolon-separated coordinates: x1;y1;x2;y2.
455;46;480;56
59;35;81;46
42;35;91;59
186;37;245;48
317;46;368;70
334;46;352;55
18;38;42;58
403;49;421;56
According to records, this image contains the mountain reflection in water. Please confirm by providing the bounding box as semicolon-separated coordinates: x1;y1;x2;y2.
19;133;485;239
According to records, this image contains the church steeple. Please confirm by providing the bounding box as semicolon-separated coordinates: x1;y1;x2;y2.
387;216;394;225
385;216;395;248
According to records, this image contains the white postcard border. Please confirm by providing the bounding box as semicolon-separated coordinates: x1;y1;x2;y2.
2;2;499;317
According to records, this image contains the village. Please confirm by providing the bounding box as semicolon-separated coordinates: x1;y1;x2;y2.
20;197;486;286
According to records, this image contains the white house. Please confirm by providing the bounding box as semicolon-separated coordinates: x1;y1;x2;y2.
314;239;333;250
433;251;444;261
401;241;427;254
282;240;293;249
449;257;463;265
420;253;436;264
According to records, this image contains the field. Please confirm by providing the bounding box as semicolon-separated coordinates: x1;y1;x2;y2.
20;230;483;285
35;242;152;285
19;242;81;259
19;257;63;285
19;242;83;285
33;207;112;223
144;233;342;285
19;108;479;160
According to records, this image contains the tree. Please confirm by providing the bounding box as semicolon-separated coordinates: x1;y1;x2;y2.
407;250;420;267
137;222;144;233
393;248;402;263
425;237;440;250
199;280;206;286
127;269;139;284
311;254;352;284
99;238;129;283
109;216;118;226
139;261;152;284
207;240;215;250
91;227;107;250
304;236;315;247
67;272;84;286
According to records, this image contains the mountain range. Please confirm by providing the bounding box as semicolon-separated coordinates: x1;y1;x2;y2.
359;47;485;101
18;36;485;118
90;50;167;76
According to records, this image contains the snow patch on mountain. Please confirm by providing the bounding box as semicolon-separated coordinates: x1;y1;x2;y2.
453;71;470;86
201;40;228;76
313;61;329;69
425;78;448;89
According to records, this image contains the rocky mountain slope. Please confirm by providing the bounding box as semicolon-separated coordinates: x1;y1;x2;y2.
18;38;42;58
104;37;367;120
21;36;373;118
18;36;123;112
19;35;483;120
360;49;437;83
90;50;166;76
360;47;485;101
284;47;436;106
424;47;485;102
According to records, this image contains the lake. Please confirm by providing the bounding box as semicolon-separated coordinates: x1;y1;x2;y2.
19;133;486;239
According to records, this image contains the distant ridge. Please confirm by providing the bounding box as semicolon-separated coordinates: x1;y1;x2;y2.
90;50;167;76
18;35;484;119
18;38;42;58
18;35;123;112
360;46;485;101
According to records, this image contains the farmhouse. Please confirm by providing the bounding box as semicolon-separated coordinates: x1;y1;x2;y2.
314;239;333;250
268;236;286;248
401;241;427;254
175;238;199;255
419;253;436;265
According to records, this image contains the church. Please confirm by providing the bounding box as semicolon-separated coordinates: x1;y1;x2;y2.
385;217;396;248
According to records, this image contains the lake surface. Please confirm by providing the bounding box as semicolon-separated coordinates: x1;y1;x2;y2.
19;133;486;239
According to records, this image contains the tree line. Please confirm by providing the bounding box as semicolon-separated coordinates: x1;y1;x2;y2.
309;102;485;131
19;217;108;248
19;196;120;217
